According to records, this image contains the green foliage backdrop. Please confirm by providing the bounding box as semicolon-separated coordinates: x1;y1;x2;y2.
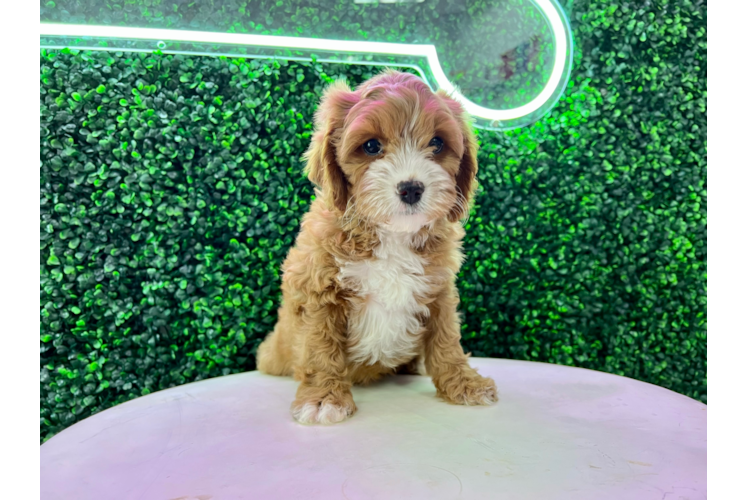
40;0;706;441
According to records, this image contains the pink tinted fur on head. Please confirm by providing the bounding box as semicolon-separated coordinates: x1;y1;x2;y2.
438;91;464;116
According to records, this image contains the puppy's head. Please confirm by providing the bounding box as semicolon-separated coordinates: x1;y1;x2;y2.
304;70;478;232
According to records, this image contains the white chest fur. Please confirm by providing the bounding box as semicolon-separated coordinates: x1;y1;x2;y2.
338;231;431;368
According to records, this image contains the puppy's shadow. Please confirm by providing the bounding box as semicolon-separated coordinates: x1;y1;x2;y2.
391;374;429;387
359;374;430;389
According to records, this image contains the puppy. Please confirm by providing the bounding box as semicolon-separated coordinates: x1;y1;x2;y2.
257;69;498;424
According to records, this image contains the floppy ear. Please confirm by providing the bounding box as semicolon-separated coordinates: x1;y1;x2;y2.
303;80;358;213
437;91;479;223
449;121;478;222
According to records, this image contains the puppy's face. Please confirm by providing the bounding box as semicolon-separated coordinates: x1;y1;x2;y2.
304;71;478;232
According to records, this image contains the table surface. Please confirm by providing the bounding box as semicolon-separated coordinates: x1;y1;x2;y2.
41;358;706;500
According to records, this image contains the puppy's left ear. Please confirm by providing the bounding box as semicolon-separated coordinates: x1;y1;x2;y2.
438;91;479;223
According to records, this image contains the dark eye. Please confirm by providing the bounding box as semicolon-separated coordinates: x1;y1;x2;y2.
362;139;383;156
429;136;444;154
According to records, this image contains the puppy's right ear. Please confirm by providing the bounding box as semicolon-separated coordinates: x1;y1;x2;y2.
304;80;359;213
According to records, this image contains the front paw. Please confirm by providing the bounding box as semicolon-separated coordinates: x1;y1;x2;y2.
440;375;499;406
291;391;357;425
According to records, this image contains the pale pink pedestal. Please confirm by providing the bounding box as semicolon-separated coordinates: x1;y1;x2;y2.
41;358;706;499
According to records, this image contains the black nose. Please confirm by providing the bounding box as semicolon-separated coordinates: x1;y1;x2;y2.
397;181;425;205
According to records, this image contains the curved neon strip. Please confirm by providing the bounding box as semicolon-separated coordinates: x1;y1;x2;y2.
40;1;567;123
427;0;568;121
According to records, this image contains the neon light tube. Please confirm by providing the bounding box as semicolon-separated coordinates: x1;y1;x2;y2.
40;0;572;129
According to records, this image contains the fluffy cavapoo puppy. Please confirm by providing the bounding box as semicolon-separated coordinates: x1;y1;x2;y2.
257;69;498;424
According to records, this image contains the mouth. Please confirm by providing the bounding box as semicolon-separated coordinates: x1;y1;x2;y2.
397;202;422;216
385;211;429;233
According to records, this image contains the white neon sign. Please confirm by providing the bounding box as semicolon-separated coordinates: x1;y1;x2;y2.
40;0;569;125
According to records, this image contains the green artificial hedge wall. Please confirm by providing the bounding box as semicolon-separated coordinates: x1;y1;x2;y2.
40;0;707;442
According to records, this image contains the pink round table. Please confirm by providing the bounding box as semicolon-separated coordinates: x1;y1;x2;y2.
40;358;706;499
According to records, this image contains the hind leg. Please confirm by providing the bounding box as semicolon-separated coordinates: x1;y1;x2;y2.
257;305;296;376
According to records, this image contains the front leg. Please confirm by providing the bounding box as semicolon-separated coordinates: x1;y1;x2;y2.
423;287;498;406
291;300;356;424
